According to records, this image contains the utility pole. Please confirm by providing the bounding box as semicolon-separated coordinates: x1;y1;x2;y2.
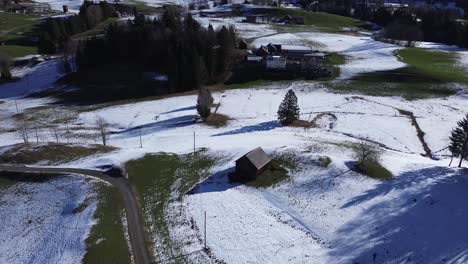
193;131;196;156
139;128;143;148
204;211;207;250
34;125;39;143
66;124;70;144
14;99;19;113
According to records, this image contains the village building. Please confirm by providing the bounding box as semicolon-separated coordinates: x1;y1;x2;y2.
266;43;278;54
235;147;272;181
280;45;313;58
246;55;265;63
256;45;270;57
266;55;287;70
238;39;248;50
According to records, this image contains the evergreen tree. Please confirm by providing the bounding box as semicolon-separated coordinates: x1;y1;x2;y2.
197;88;214;121
38;32;57;57
277;89;300;125
449;114;468;167
0;51;12;81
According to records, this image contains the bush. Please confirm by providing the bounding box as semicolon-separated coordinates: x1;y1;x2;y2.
316;156;331;168
206;113;229;127
354;160;392;180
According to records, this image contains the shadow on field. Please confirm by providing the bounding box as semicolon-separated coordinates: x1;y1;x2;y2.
331;166;468;263
161;106;196;114
212;120;280;137
187;167;241;194
112;115;195;138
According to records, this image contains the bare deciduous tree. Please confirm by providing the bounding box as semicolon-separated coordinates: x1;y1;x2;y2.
96;117;109;146
196;88;214;122
18;123;29;144
353;141;381;165
50;126;61;143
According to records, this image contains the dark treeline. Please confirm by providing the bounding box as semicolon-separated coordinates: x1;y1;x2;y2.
373;7;468;47
74;7;236;94
38;0;135;55
298;0;468;47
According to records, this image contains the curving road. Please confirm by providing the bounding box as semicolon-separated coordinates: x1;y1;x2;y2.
0;165;152;264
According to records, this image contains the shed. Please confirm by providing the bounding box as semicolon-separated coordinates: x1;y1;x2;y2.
256;45;270;57
238;39;248;50
235;147;272;180
266;43;278;54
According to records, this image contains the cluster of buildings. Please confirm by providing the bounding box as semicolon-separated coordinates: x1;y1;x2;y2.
243;14;305;24
361;0;464;16
241;41;327;73
2;1;51;14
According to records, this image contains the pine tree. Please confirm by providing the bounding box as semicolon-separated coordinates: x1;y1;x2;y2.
0;51;12;81
197;88;213;122
277;89;300;125
449;114;468;167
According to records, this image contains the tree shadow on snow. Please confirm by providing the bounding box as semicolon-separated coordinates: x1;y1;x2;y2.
330;166;468;263
161;106;196;114
186;167;241;195
111;115;195;138
212;120;281;137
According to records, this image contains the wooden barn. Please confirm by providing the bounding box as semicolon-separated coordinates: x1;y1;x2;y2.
235;147;272;180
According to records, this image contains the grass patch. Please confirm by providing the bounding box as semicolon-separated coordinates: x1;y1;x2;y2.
83;182;131;264
319;53;346;80
290;119;314;128
324;47;467;99
325;79;457;100
0;143;117;165
125;151;216;262
71;18;117;40
396;48;468;84
255;8;365;33
0;44;38;58
205;113;229;127
244;159;289;188
354;160;392;180
0;12;42;58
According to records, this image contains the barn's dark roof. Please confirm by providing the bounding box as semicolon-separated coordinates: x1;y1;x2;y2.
240;147;271;170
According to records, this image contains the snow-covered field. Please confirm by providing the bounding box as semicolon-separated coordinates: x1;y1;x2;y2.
0;175;97;263
2;14;468;263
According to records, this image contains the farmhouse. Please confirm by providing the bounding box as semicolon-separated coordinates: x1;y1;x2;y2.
235;147;272;181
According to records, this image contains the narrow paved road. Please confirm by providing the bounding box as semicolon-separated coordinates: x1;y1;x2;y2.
0;165;152;264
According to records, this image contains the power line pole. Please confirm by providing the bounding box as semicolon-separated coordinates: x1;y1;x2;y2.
193;131;196;156
34;124;39;143
204;211;207;250
14;99;19;113
139;128;143;148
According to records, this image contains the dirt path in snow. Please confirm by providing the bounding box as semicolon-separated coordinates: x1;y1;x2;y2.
0;165;152;264
352;97;435;159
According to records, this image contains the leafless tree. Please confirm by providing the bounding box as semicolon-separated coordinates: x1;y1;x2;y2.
96;117;109;146
18;123;29;144
50;126;61;143
353;141;381;165
196;88;214;122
